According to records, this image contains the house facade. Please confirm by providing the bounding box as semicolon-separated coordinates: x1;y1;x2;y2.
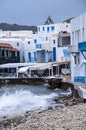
37;22;71;63
0;38;24;62
68;12;86;82
0;43;20;64
0;30;33;63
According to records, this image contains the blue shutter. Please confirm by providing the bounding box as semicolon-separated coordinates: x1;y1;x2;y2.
53;47;56;61
34;52;36;61
28;53;31;62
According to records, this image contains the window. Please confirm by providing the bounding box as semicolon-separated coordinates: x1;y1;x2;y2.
47;27;50;32
2;50;4;56
82;28;85;41
34;52;36;61
75;31;77;43
17;43;19;46
28;41;30;44
53;40;55;44
42;27;45;31
36;44;41;49
74;55;77;65
72;32;74;44
6;50;8;57
77;30;80;43
51;26;54;31
46;37;48;41
34;39;37;43
28;52;31;62
38;27;40;32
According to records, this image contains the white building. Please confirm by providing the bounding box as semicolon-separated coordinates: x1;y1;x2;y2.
0;30;33;62
37;22;71;63
0;30;33;39
0;21;71;64
69;12;86;83
0;38;24;62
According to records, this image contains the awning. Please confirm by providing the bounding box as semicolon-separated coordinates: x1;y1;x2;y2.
38;64;52;70
80;60;86;66
18;66;29;73
0;63;37;68
29;63;52;70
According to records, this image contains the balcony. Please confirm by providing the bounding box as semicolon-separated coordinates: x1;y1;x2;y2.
74;76;86;83
68;45;78;53
78;41;86;51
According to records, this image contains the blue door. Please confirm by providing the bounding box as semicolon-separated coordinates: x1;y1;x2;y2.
53;47;56;61
28;52;31;62
34;52;36;61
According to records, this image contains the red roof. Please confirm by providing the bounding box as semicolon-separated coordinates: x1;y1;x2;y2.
11;48;19;51
0;43;19;52
0;43;13;48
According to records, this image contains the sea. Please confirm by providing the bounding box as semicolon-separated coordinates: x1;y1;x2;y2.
0;84;71;118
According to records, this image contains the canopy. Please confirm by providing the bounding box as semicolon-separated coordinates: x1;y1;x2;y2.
77;86;86;99
80;60;86;66
0;63;37;68
29;63;52;70
18;66;29;73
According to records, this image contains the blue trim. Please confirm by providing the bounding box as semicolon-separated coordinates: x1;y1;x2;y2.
51;26;55;31
28;52;31;62
74;76;86;83
53;47;56;61
34;52;36;61
34;39;37;43
47;27;50;33
81;51;86;60
36;44;41;49
38;27;40;32
78;41;86;51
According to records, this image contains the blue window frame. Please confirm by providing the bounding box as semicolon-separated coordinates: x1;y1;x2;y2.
47;27;50;32
53;47;56;61
46;37;48;41
34;52;36;61
78;42;86;51
36;44;41;49
38;27;40;32
42;27;45;31
34;39;37;43
51;26;55;31
28;52;31;62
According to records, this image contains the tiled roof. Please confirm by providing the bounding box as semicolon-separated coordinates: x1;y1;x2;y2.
0;43;13;48
11;48;19;51
0;43;19;51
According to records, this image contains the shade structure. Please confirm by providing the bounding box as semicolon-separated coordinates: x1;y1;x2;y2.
18;66;29;73
29;63;52;70
80;60;86;66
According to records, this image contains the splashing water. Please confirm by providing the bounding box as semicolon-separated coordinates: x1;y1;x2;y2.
0;85;71;117
0;85;58;117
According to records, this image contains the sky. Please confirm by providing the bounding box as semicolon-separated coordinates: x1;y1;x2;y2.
0;0;86;26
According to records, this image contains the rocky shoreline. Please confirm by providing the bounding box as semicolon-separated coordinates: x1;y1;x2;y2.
0;80;86;130
0;100;86;130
